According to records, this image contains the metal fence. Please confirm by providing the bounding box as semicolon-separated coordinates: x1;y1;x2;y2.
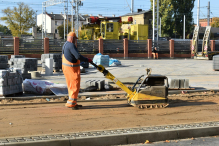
215;40;219;51
49;39;65;53
128;40;148;53
77;40;99;54
0;38;14;54
103;40;123;54
153;41;170;54
19;39;44;54
174;41;191;54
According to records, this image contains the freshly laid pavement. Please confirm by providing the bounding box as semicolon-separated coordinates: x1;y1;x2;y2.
39;59;219;90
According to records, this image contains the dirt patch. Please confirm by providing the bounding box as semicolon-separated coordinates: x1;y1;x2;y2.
0;91;219;138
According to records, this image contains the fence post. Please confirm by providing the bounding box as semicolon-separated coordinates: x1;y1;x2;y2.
14;37;19;55
148;39;152;58
44;38;49;54
169;39;174;58
123;38;128;59
210;40;215;52
99;38;103;54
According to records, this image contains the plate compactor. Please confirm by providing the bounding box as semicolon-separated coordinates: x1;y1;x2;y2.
90;62;169;109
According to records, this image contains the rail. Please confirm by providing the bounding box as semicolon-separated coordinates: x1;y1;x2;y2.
153;40;170;54
174;41;191;54
0;38;14;54
128;40;147;53
49;39;65;53
103;40;123;54
19;39;44;54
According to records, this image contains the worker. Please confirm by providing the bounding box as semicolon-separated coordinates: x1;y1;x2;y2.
62;32;92;110
152;47;158;59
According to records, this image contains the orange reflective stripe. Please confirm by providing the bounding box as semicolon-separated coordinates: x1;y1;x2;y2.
67;100;77;105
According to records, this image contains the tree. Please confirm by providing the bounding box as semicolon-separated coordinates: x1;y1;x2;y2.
150;0;195;38
57;21;72;39
1;2;36;36
211;17;219;28
0;24;11;35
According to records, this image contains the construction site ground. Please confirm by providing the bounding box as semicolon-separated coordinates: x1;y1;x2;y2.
1;59;219;139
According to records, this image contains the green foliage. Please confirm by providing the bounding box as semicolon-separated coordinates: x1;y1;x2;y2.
150;0;195;38
57;21;72;39
211;17;219;28
0;24;11;35
1;2;36;36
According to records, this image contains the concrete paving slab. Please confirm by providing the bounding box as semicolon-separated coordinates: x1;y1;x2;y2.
37;59;219;90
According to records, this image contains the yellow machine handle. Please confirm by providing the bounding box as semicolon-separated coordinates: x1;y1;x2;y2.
90;62;136;99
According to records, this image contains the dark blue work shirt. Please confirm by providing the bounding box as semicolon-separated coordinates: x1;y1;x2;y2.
62;41;88;63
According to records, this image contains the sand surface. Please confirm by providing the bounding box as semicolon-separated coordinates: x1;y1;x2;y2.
1;92;219;138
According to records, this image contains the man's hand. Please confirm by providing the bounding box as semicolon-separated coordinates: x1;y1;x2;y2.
88;58;92;62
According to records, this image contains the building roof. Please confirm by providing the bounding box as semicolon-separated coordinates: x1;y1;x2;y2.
46;13;90;21
47;14;64;20
121;9;152;16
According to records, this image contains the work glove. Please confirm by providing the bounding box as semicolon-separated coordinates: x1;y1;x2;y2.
88;58;92;62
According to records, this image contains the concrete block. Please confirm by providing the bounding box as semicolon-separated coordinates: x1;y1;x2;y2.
174;79;179;88
184;79;189;88
11;55;25;58
168;78;175;88
45;58;53;75
22;74;31;80
85;80;91;87
0;63;8;69
97;80;105;90
179;79;185;88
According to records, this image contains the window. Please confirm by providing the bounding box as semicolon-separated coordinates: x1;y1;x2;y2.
62;21;63;25
55;21;57;25
106;23;113;32
55;29;58;33
68;18;71;22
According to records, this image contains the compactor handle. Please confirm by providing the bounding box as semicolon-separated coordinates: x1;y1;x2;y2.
89;61;108;76
90;61;97;68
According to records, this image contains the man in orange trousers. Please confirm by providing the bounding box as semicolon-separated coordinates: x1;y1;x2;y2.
62;32;92;110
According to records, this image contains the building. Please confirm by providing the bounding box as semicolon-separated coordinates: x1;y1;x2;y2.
121;9;152;38
37;12;89;39
199;18;213;27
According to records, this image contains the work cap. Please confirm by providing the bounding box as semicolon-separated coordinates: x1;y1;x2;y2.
67;32;78;39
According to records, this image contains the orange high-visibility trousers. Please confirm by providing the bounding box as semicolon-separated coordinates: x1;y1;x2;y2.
62;54;80;107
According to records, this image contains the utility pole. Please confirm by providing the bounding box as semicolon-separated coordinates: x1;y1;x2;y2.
76;0;78;37
66;0;68;36
131;0;134;13
157;0;159;41
207;1;210;26
42;3;43;39
64;1;66;39
71;0;74;32
153;0;155;41
160;17;161;37
183;15;185;39
152;0;159;45
197;0;200;26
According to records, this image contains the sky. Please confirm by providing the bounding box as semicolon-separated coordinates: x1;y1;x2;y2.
0;0;218;26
